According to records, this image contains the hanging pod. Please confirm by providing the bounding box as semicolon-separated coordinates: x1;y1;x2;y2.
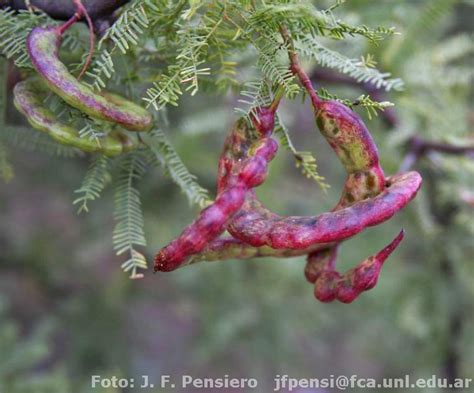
154;108;278;272
27;26;152;132
13;79;137;156
153;102;421;303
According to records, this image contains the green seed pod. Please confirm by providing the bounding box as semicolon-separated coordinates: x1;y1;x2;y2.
314;100;387;208
27;27;152;132
13;79;137;157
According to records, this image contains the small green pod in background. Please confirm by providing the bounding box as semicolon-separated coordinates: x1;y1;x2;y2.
27;26;153;132
13;79;137;157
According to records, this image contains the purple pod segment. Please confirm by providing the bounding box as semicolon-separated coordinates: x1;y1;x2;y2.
228;171;421;249
223;104;421;250
186;237;334;265
154;184;247;272
217;108;276;194
27;26;152;131
313;230;404;303
305;246;338;284
154;110;278;272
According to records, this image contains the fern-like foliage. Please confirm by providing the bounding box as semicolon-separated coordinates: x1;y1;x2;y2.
295;37;403;91
275;114;329;191
0;8;51;68
254;35;300;97
1;0;415;281
1;125;82;158
142;129;211;207
143;10;223;109
113;152;148;279
235;80;275;121
317;88;394;120
77;123;104;145
85;0;150;90
132;0;402;113
248;1;396;43
382;0;457;66
73;156;111;213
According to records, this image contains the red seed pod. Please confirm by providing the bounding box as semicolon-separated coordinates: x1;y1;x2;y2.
154;75;421;304
154;184;247;272
225;101;420;250
187;237;333;264
305;246;338;284
154;109;278;272
313;230;404;303
187;99;421;303
227;171;420;249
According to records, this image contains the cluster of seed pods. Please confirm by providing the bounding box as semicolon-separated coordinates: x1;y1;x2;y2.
154;91;422;303
154;108;279;272
13;3;152;155
12;5;422;302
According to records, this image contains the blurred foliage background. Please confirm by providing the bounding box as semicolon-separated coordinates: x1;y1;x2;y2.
0;0;473;392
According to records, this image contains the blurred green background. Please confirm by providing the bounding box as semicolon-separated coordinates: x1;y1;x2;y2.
0;1;473;392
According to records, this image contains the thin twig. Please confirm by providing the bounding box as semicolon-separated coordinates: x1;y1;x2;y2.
279;25;323;110
54;1;95;79
73;0;95;79
56;12;81;35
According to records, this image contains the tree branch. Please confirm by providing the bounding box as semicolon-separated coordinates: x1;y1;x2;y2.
280;25;323;110
1;0;130;21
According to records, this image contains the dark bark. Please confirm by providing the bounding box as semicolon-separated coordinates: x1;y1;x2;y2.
1;0;130;20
